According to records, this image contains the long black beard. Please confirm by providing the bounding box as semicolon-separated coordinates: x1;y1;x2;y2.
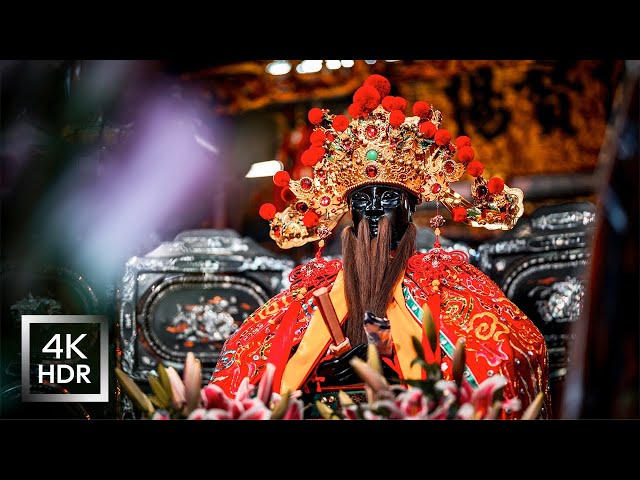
341;217;417;346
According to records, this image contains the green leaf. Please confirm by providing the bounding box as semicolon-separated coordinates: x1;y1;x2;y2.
422;307;438;354
467;209;481;217
148;374;171;410
411;335;425;362
400;378;432;389
410;357;430;372
115;367;155;418
425;363;442;381
452;338;466;387
492;384;505;404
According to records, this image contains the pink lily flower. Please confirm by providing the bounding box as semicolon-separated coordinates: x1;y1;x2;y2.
342;406;360;420
395;388;429;418
470;375;508;419
501;396;523;415
201;384;233;411
455;403;476;420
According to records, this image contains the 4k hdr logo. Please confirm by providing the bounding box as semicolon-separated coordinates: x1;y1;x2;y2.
22;315;108;402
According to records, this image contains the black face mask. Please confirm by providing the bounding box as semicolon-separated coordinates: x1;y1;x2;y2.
348;185;416;249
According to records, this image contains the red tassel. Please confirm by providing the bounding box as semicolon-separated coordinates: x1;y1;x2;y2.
268;300;303;392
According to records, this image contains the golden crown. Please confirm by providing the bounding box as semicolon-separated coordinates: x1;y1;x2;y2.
259;75;524;249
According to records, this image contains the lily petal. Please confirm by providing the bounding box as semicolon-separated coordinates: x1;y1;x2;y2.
239;402;272;420
204;409;232;420
342;406;359;420
471;374;507;417
257;363;276;405
183;352;203;415
282;397;304;420
455;403;475;420
396;388;428;418
165;366;186;410
201;384;233;411
235;377;254;403
187;408;207;420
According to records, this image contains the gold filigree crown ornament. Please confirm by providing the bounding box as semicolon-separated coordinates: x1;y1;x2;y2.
259;74;524;249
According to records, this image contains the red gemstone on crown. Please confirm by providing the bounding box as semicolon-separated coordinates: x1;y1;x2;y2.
316;170;326;179
296;202;308;213
366;125;378;138
476;185;488;198
320;196;331;207
272;225;281;238
300;177;312;190
444;161;455;174
365;165;378;178
431;183;442;194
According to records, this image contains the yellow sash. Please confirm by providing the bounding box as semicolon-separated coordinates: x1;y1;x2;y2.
279;272;425;393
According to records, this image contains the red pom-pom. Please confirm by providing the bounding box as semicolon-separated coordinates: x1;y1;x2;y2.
353;85;381;111
389;110;405;128
301;149;314;166
434;129;451;146
381;96;406;112
455;135;472;148
310;146;325;161
412;101;431;118
273;170;290;187
381;96;395;112
310;129;326;146
348;103;363;119
452;206;468;223
280;186;297;203
259;203;276;220
392;97;406;111
488;177;505;195
466;160;484;177
302;210;320;228
301;146;325;166
457;146;475;163
333;114;350;132
308;108;324;125
419;121;437;138
364;74;391;99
